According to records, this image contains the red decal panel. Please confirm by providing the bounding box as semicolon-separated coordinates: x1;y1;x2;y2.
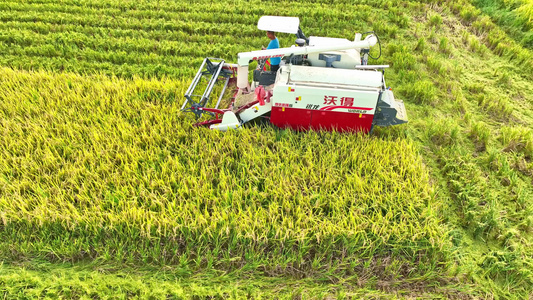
270;107;374;132
270;106;312;130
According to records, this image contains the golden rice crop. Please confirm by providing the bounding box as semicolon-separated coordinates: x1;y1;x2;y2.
0;67;449;278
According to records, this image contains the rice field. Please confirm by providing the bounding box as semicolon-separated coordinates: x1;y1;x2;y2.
0;66;449;277
0;0;532;298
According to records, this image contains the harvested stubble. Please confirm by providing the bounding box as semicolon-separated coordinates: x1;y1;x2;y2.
0;67;449;280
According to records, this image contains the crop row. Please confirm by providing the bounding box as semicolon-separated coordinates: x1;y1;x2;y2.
0;1;413;38
0;1;385;26
0;18;385;51
0;32;244;59
0;11;258;37
7;0;388;14
0;21;255;48
0;10;393;40
0;22;281;60
0;54;198;78
0;44;243;80
0;2;257;27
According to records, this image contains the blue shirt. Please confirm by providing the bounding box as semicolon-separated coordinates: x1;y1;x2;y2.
267;37;280;65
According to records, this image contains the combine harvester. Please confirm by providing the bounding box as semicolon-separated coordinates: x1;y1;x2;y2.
182;16;407;133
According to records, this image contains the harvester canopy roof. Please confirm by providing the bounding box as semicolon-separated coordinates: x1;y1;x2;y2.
287;65;383;89
257;16;300;34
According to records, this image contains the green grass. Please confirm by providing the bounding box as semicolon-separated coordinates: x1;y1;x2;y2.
0;0;532;298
